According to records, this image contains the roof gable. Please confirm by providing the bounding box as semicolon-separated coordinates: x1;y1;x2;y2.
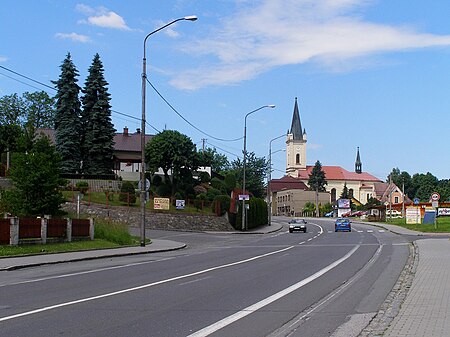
297;165;381;182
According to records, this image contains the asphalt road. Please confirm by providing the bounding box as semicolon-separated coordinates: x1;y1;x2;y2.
0;217;410;337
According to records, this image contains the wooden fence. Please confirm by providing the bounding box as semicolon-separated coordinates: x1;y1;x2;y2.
1;217;93;246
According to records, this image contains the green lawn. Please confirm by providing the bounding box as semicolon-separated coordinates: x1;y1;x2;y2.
0;217;146;257
384;216;450;233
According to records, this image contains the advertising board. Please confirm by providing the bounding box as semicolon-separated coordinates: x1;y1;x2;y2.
154;197;170;210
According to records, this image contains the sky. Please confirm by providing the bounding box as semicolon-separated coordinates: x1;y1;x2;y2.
1;0;450;181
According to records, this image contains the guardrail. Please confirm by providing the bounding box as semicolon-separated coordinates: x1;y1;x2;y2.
0;217;93;246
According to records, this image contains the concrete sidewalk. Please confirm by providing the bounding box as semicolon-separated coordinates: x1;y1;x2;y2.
383;238;450;337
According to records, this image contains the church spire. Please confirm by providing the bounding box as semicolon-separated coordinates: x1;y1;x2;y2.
355;147;362;174
290;97;304;140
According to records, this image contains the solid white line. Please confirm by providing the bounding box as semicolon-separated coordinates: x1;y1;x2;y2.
187;245;360;337
0;246;294;322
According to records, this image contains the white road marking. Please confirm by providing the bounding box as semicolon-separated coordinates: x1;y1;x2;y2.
0;246;294;322
0;258;175;288
187;245;360;337
367;230;374;233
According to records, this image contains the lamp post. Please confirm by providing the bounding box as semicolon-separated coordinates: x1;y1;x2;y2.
242;105;275;231
267;135;285;225
140;15;197;247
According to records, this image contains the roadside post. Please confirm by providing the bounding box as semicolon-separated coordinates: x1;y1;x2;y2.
431;192;440;229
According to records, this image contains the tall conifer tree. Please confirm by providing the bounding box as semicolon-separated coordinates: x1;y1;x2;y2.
81;53;115;175
53;53;82;174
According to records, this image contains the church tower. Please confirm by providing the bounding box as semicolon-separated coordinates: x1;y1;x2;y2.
286;97;307;176
355;147;362;174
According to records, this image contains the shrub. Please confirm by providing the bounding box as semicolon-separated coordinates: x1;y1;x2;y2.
198;171;211;183
206;187;222;201
194;193;207;211
212;195;231;216
152;175;162;187
210;177;226;192
156;183;171;197
119;181;137;204
76;181;89;194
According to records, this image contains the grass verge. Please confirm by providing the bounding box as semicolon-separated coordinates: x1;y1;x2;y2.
383;216;450;233
0;218;145;257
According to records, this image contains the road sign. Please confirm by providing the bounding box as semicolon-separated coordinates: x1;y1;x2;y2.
413;198;420;205
239;194;249;201
431;192;440;202
138;178;151;191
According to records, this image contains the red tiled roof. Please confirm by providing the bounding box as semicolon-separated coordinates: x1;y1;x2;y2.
36;128;152;152
269;175;309;192
297;165;381;182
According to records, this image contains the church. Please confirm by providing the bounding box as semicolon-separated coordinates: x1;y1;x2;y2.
269;98;383;216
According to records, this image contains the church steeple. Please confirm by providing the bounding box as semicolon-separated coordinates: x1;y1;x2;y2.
355;147;362;174
286;97;307;176
290;97;304;140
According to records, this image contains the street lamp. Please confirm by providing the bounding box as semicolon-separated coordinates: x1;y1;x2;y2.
267;136;285;225
242;105;276;231
140;15;197;247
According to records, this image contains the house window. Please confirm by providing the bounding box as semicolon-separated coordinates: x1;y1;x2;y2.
395;196;399;203
331;188;336;202
296;154;300;164
349;189;354;198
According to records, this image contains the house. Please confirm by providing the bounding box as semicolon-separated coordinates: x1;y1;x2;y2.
269;175;329;216
36;127;152;181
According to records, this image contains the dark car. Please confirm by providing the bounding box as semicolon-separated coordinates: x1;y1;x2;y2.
335;218;351;232
288;219;307;233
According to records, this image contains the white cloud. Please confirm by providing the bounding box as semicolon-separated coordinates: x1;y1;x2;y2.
171;0;450;90
0;55;7;62
55;32;91;43
76;4;130;30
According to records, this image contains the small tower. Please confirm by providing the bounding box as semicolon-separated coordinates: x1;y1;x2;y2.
286;97;307;176
355;147;362;174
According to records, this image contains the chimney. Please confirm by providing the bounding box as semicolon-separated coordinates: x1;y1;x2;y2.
123;127;128;136
136;128;141;134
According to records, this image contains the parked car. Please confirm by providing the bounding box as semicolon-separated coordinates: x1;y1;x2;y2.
342;211;352;217
335;218;351;232
288;219;307;233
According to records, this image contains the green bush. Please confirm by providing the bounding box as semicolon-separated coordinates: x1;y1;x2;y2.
235;197;268;230
206;187;222;201
119;181;137;204
212;195;231;216
156;183;171;197
194;193;207;211
152;175;162;187
210;177;225;192
76;181;89;194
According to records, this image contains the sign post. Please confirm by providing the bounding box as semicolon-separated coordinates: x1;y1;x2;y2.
430;192;440;229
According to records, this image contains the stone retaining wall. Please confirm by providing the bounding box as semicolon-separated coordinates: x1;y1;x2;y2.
62;202;235;232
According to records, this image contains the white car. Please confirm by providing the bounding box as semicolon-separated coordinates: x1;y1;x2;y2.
386;209;402;218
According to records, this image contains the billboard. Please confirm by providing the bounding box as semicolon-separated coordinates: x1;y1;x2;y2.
154;198;170;210
338;199;350;209
438;208;450;216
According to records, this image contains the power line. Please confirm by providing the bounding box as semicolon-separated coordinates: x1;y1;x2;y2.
147;78;243;142
205;140;242;159
0;64;160;132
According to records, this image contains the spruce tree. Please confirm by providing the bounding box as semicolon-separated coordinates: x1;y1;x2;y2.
81;53;115;175
53;53;82;174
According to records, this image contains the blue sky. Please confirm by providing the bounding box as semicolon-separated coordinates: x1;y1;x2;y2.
1;0;450;180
